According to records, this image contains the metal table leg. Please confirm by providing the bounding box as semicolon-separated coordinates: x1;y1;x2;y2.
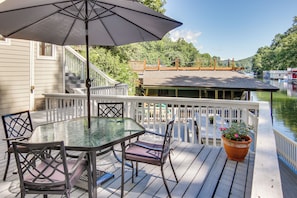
87;151;97;198
121;142;125;198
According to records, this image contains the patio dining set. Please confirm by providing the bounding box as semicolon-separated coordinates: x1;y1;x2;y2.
1;103;178;198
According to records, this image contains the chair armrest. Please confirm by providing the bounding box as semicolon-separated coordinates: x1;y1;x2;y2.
130;142;163;152
2;136;28;141
144;130;165;137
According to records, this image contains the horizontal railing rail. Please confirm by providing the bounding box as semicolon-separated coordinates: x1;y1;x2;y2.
274;128;297;173
79;84;128;96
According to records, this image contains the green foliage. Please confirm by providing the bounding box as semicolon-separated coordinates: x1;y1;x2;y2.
84;46;138;95
235;57;253;71
138;0;166;13
221;122;251;141
118;35;202;66
252;16;297;74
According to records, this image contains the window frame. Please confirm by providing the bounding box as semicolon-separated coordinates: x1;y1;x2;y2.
37;42;56;60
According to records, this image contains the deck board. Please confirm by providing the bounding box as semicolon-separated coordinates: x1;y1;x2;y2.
198;149;227;198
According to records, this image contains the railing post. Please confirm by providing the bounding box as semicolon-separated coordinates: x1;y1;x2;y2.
157;59;160;70
175;58;179;70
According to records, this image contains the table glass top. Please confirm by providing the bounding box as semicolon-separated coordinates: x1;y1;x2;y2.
29;117;144;149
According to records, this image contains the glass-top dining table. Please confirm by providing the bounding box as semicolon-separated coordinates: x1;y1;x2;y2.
28;116;145;198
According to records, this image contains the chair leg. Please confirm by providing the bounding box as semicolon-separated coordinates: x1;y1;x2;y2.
136;162;139;177
169;154;178;183
131;162;135;183
3;153;10;181
65;191;70;198
161;165;172;198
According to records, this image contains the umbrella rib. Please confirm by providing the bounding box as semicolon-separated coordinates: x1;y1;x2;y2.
54;1;85;21
5;1;82;38
55;1;86;45
5;9;62;38
92;2;163;42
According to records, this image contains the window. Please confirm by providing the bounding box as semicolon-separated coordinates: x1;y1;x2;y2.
37;42;56;59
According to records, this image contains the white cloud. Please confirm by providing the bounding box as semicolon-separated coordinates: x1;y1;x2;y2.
169;29;203;50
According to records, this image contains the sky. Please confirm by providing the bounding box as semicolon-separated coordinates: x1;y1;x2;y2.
164;0;297;60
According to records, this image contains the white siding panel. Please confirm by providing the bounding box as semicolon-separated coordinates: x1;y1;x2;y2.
0;39;30;115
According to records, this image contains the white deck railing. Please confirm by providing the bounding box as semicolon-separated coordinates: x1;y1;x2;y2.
274;128;297;173
43;94;259;145
43;93;283;198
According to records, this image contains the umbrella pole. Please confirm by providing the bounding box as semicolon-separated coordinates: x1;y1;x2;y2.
85;1;91;128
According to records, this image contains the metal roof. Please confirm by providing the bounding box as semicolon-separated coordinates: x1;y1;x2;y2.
142;70;279;91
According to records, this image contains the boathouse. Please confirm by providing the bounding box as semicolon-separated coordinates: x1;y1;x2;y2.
140;70;279;100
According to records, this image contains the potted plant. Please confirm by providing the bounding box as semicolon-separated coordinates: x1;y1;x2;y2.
220;122;252;162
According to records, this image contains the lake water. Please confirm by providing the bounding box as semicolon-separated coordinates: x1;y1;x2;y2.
251;80;297;142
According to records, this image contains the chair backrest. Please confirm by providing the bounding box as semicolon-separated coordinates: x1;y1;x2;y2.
161;119;175;163
98;102;124;118
2;110;33;147
12;141;71;194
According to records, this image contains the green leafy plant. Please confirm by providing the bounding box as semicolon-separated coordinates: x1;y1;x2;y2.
209;116;214;124
220;122;251;141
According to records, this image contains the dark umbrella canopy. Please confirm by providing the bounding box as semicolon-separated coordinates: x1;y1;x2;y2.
0;0;182;45
0;0;182;127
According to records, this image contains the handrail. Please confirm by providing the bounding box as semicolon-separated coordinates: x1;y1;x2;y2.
64;46;118;87
129;58;240;72
274;128;297;173
251;102;283;198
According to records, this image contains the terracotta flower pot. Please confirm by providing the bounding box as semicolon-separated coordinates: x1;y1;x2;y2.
222;135;252;162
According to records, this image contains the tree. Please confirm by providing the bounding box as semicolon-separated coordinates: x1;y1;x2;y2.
138;0;166;13
252;16;297;74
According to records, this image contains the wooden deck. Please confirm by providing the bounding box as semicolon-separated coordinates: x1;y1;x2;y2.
0;138;254;197
1;111;297;197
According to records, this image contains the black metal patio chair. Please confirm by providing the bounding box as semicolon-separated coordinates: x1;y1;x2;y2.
12;141;87;198
124;119;178;198
97;102;132;167
1;110;33;181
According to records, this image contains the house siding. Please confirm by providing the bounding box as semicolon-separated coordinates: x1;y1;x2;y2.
0;39;64;115
0;39;30;115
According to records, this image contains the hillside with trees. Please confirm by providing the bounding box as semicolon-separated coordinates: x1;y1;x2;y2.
252;16;297;76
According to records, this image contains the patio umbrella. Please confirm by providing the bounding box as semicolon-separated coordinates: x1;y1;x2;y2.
0;0;182;128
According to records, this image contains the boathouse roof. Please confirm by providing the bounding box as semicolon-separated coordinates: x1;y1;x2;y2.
142;70;279;91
